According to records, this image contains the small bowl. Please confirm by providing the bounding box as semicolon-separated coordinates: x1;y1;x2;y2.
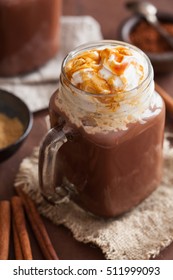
119;12;173;73
0;89;33;162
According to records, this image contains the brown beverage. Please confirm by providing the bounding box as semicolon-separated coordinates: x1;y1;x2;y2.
0;0;62;76
39;41;165;218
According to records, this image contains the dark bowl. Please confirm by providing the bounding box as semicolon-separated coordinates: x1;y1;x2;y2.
0;89;33;162
119;12;173;73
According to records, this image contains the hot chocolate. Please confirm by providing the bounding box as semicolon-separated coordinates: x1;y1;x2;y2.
0;0;61;76
39;41;165;217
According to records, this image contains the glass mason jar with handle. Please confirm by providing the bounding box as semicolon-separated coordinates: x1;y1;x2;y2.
39;40;165;218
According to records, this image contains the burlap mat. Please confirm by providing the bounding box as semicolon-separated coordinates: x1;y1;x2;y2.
15;133;173;260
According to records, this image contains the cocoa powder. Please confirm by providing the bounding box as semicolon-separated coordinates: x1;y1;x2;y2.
130;20;173;53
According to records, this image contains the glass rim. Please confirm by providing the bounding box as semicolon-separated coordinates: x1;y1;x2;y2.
61;40;153;97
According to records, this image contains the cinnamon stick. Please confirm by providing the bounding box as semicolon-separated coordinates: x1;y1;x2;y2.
13;220;23;260
16;187;59;260
155;82;173;115
11;196;32;260
0;201;11;260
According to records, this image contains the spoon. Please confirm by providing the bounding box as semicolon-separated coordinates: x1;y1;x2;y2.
126;1;173;49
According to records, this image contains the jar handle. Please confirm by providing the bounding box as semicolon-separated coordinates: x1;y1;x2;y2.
39;125;73;204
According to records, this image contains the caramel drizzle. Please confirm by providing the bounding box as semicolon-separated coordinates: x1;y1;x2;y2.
65;46;144;110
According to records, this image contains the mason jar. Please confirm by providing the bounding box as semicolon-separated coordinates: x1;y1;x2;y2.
39;40;165;218
0;0;62;76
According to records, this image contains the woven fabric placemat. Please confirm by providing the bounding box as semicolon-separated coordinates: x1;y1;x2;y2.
15;134;173;260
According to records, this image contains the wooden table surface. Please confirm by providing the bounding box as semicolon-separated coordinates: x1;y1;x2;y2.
0;0;173;260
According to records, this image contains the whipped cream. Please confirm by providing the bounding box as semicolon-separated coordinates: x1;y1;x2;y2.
65;46;146;95
57;42;162;133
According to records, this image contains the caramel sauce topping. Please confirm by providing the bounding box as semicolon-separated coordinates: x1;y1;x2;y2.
65;46;144;104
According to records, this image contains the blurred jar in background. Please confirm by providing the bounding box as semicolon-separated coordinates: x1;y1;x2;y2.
0;0;62;76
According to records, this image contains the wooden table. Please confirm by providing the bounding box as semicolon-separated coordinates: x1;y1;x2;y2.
0;0;173;260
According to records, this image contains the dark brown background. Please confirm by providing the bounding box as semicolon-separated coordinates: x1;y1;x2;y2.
0;0;173;260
